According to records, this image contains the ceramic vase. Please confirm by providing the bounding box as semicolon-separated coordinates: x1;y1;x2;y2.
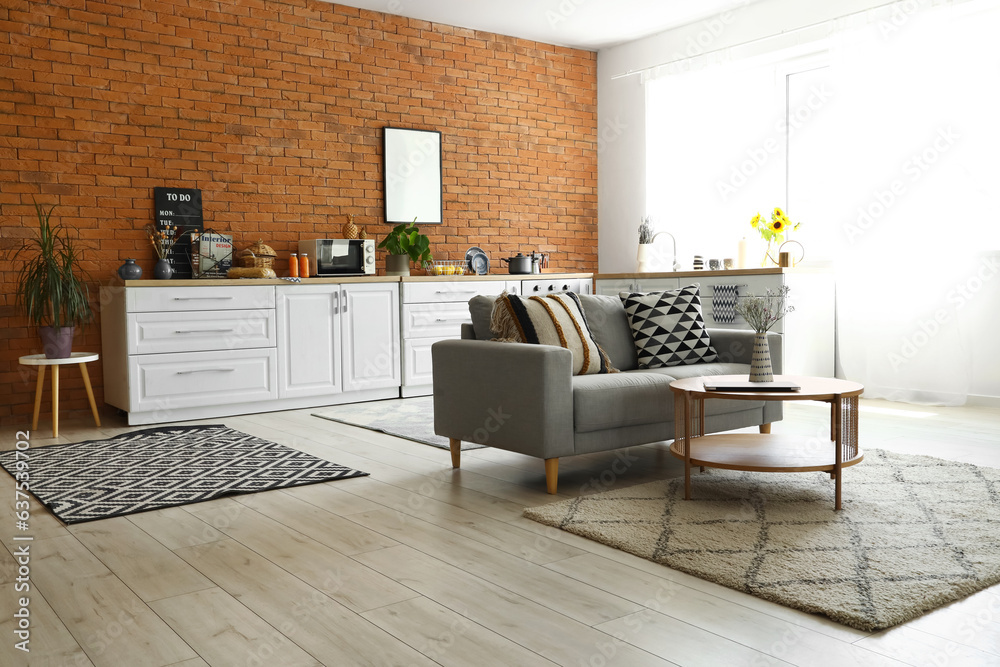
118;258;142;280
385;254;410;276
749;331;774;382
154;258;173;280
636;244;652;272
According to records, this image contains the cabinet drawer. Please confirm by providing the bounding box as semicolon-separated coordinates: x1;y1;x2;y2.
693;275;783;299
403;302;471;339
127;286;275;312
129;348;277;413
128;309;276;355
702;298;784;333
402;281;505;304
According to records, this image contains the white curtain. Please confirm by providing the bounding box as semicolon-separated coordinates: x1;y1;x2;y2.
646;0;1000;405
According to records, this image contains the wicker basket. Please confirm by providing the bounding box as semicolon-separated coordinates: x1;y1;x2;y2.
239;239;277;269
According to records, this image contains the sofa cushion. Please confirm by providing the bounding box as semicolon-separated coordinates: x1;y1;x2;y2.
578;294;639;371
492;291;616;375
573;371;674;433
573;364;765;434
468;295;494;341
620;285;719;369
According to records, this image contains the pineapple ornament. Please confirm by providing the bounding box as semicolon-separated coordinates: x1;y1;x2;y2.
341;214;359;240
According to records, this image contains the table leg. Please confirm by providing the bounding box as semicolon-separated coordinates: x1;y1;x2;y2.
79;362;101;427
698;398;705;437
683;391;692;501
32;367;45;431
834;394;843;510
51;365;59;438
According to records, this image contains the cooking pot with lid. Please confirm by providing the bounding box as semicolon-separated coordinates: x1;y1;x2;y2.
500;253;533;274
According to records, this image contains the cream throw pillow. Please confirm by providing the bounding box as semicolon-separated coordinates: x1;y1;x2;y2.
491;291;616;375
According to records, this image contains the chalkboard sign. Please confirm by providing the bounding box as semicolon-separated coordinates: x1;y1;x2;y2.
153;187;203;279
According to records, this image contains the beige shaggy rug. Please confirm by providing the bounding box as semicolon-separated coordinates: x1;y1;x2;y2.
524;449;1000;631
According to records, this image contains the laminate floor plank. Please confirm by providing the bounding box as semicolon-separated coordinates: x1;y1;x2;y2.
362;596;560;667
320;475;586;565
349;508;645;626
69;517;216;602
126;506;226;551
148;587;322;667
30;536;197;667
595;609;793;667
183;497;419;613
233;488;399;556
174;539;436;667
856;625;1000;667
0;547;94;667
355;544;675;666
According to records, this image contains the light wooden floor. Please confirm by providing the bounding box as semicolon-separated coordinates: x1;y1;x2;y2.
2;399;1000;667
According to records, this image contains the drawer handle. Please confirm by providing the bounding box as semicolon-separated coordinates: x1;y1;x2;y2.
434;290;478;294
173;296;235;300
434;317;473;322
175;368;236;375
173;329;235;334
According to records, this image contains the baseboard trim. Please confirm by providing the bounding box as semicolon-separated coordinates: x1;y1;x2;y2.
965;394;1000;408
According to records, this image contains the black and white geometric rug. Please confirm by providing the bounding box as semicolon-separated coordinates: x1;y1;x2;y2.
0;424;368;524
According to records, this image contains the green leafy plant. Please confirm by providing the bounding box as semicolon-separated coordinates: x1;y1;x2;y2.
15;201;93;329
377;220;433;267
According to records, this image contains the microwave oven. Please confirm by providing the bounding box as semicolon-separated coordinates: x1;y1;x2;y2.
298;239;376;277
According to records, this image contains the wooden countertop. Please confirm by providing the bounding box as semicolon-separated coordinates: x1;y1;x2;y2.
595;267;829;280
123;272;592;286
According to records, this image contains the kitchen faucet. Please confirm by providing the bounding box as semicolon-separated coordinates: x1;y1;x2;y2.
651;231;681;271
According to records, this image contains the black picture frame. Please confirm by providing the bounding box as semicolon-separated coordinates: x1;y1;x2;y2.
382;127;443;225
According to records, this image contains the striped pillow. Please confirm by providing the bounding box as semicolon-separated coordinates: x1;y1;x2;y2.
490;292;616;375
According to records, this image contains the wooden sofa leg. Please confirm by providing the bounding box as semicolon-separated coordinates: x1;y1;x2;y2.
544;458;559;494
759;423;771;434
449;438;461;468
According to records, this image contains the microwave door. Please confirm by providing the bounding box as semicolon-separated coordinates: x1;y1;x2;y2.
318;242;362;274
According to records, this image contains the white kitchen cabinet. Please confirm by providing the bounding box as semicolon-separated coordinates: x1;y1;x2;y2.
594;269;834;376
276;283;400;398
342;282;400;392
275;285;342;399
102;280;400;425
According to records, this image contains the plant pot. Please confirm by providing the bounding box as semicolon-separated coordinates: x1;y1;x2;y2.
385;253;410;276
39;326;74;359
118;258;142;280
749;331;774;382
154;258;174;280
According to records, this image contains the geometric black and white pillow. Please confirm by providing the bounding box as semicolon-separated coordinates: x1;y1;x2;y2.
620;284;719;368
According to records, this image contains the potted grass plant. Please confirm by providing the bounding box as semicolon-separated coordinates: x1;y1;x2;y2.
378;219;433;276
15;201;93;358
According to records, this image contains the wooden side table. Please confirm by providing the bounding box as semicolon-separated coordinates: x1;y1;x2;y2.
19;353;101;437
668;375;864;510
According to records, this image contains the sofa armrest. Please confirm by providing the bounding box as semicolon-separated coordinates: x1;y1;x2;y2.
432;340;575;458
707;329;783;375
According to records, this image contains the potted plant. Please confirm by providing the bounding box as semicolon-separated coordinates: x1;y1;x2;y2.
15;201;93;358
734;285;794;382
378;220;433;276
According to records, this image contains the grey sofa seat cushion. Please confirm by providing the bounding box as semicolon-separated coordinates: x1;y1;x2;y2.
572;371;674;433
578;294;638;371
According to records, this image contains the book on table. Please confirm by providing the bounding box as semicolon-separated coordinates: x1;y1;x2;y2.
702;380;801;392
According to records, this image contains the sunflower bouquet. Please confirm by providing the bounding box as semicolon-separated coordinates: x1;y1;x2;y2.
751;207;800;266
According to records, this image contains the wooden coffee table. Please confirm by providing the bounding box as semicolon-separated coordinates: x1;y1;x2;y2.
668;375;864;510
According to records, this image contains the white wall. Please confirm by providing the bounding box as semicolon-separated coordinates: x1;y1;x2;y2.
596;0;889;273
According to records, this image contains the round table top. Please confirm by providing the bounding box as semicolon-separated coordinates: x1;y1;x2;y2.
669;374;864;401
19;352;100;366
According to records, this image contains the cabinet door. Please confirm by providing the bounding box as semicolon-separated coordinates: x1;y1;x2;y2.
342;283;401;392
275;285;342;399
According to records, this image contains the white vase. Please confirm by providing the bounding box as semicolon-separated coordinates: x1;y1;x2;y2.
636;244;652;272
749;331;774;382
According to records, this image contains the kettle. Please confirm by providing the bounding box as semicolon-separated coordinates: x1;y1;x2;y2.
500;253;532;274
530;252;547;274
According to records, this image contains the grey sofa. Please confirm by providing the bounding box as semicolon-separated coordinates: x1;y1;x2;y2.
432;293;782;494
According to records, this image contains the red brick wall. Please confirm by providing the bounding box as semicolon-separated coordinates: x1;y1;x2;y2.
0;0;598;420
